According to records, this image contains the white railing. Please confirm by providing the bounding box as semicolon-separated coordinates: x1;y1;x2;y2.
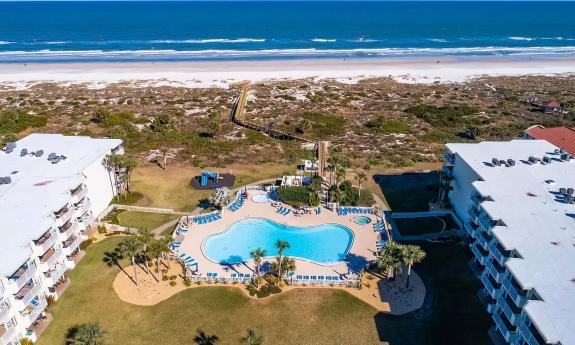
71;187;88;203
27;297;47;324
19;282;42;307
0;323;17;345
35;232;57;254
45;264;67;285
56;207;75;225
0;298;11;322
59;222;80;241
10;263;37;291
43;250;62;270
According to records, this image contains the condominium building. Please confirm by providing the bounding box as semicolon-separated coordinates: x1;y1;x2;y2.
0;134;122;345
443;139;575;345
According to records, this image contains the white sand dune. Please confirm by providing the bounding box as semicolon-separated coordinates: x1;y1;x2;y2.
0;57;574;89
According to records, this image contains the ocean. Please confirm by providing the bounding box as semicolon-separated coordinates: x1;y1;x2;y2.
0;1;574;63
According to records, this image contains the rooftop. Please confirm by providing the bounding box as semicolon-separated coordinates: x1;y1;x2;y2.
526;125;575;155
0;134;122;276
446;140;575;345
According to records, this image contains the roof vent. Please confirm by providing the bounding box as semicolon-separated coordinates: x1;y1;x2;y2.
48;153;57;161
0;176;12;185
20;148;28;157
567;195;575;204
507;159;516;166
35;150;44;157
528;156;541;164
568;188;574;195
3;142;16;153
560;188;567;195
543;156;551;164
492;158;501;166
554;148;561;155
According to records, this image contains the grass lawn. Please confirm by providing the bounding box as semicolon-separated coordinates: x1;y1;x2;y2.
38;238;490;345
116;211;179;232
130;163;293;211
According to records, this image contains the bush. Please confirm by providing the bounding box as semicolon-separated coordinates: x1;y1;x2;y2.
366;117;410;133
97;225;107;234
406;104;479;128
169;281;177;286
162;274;169;281
184;278;192;287
277;186;312;207
246;284;258;296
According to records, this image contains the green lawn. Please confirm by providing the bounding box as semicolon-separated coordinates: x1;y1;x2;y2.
116;211;178;232
38;238;490;345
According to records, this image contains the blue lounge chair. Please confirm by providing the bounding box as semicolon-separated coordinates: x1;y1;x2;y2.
296;275;302;280
326;276;332;281
244;274;251;278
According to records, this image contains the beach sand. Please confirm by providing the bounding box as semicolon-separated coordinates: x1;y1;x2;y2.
0;56;574;89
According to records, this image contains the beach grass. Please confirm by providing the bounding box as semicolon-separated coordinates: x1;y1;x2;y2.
37;237;489;345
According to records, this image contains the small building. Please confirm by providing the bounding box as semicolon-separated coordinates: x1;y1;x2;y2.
524;97;568;114
276;175;312;187
524;125;575;155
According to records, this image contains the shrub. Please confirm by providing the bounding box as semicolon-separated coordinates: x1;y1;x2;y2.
277;186;312;207
162;274;169;281
169;281;177;286
97;225;107;234
184;278;192;287
246;284;257;296
366;117;410;133
405;104;479;128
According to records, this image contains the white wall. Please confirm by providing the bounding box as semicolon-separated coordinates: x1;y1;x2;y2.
448;154;481;222
82;154;117;218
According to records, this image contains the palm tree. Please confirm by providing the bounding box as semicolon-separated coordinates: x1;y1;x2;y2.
355;170;367;197
401;244;426;288
335;168;346;188
138;228;154;274
149;239;169;282
66;322;105;345
250;248;267;288
275;240;290;282
103;154;123;200
120;156;137;194
376;241;403;280
193;329;219;345
103;248;125;273
240;329;265;345
118;237;143;287
20;338;34;345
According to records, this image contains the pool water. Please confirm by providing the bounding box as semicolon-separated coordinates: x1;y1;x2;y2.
251;194;271;203
203;218;353;265
354;216;372;225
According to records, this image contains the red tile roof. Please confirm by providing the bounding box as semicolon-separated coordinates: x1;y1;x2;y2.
526;126;575;155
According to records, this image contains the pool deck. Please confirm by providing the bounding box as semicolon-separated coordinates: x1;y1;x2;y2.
175;190;380;280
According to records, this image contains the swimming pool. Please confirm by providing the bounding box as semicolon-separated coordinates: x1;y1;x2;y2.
251;194;271;203
354;216;372;225
203;218;354;265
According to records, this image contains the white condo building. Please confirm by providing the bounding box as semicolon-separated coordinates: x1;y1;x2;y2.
443;140;575;345
0;134;122;345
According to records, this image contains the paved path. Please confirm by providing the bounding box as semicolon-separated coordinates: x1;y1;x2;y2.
151;218;181;237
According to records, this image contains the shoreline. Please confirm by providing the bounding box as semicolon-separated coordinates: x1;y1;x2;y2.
0;56;574;89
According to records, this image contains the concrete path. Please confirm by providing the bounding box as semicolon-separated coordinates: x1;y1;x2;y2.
151;218;181;237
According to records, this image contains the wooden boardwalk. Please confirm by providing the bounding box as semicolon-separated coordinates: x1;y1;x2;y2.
230;85;315;143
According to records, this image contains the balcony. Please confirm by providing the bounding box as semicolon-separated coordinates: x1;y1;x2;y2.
33;230;57;254
1;322;17;345
497;295;522;326
476;230;492;251
464;222;477;238
59;221;80;241
502;278;527;307
0;298;10;322
71;185;88;203
471;242;488;266
62;235;84;256
518;322;544;345
44;264;67;287
486;259;508;284
489;242;508;266
478;213;494;232
54;206;75;225
481;272;503;299
24;295;48;324
39;247;62;272
14;280;42;307
468;206;480;224
8;262;37;291
493;311;517;343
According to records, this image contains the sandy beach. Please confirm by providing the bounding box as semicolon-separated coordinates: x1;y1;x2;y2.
0;56;574;89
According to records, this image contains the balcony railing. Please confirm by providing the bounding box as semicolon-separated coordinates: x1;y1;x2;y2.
45;264;67;284
497;296;521;326
0;298;10;321
471;242;488;266
34;231;57;253
56;207;75;224
40;248;61;270
493;311;517;343
481;273;502;299
478;213;494;232
0;322;17;345
27;296;48;324
489;242;508;266
502;278;527;307
59;222;80;240
485;259;508;284
71;186;88;202
476;231;492;251
518;322;541;345
9;263;37;291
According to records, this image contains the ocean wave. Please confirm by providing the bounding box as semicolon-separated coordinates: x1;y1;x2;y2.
508;36;535;41
310;38;337;43
0;41;14;45
148;38;266;44
2;46;575;61
348;38;379;43
428;38;449;43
